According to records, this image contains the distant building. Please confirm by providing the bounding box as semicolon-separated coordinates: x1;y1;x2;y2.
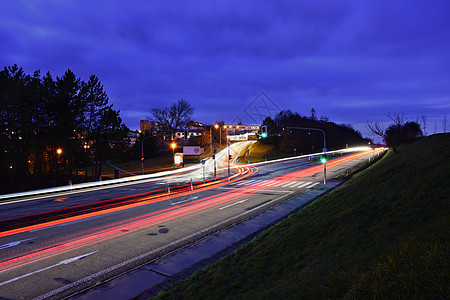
174;121;206;140
127;130;140;147
140;120;159;135
223;124;260;135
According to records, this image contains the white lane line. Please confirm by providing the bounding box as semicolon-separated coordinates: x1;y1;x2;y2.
294;182;313;188
257;180;276;186
0;238;36;250
265;181;282;187
0;251;98;287
280;181;298;188
236;180;255;186
217;187;291;193
171;197;198;206
305;182;320;189
244;180;261;185
290;181;309;188
34;189;295;300
219;199;248;210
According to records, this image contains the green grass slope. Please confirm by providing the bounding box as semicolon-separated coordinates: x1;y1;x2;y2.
156;134;449;299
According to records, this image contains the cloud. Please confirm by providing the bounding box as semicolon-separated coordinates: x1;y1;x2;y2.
0;0;449;134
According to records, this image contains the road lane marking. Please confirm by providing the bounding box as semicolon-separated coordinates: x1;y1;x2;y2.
305;182;320;189
264;181;282;187
243;180;262;185
0;238;36;250
257;180;276;186
292;182;311;188
0;251;97;287
219;199;248;210
236;180;256;185
280;181;299;188
217;187;291;193
171;197;198;206
34;190;294;300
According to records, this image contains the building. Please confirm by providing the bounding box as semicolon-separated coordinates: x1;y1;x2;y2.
140;120;159;135
223;124;260;135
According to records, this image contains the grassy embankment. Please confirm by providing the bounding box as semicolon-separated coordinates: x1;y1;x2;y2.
155;133;449;299
237;142;291;163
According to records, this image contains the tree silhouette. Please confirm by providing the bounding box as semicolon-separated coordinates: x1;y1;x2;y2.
0;64;129;192
149;99;194;140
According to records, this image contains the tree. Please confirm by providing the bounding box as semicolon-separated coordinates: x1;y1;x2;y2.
262;116;277;136
0;65;130;192
420;114;427;136
91;107;129;178
368;113;421;153
150;99;194;140
443;115;447;133
310;108;317;120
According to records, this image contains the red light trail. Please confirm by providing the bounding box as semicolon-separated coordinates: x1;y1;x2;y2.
0;150;373;273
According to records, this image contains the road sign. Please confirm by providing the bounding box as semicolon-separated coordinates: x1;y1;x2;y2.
213;149;217;154
322;148;327;152
201;159;206;165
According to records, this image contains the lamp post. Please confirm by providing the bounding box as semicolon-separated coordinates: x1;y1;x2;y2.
141;136;152;175
214;124;221;152
170;142;177;168
287;126;327;184
227;138;231;179
210;125;218;178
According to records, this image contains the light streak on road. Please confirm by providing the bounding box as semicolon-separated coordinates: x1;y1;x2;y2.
0;148;377;283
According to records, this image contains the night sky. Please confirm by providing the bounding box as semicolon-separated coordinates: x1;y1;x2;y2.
1;1;449;139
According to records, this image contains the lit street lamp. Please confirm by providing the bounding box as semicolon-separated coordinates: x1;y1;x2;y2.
171;142;176;155
209;124;218;178
171;142;177;168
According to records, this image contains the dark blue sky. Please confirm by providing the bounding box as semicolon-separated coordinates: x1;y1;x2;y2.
1;1;449;139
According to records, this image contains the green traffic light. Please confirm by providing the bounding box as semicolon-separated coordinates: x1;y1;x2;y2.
261;132;267;138
320;156;327;164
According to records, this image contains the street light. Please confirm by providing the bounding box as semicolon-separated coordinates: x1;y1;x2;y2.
287;126;327;184
56;148;62;155
215;124;221;151
209;125;218;178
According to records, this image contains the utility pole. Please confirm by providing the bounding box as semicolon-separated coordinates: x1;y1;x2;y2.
227;139;231;179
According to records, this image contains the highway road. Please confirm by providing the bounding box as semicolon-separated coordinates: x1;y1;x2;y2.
0;143;382;299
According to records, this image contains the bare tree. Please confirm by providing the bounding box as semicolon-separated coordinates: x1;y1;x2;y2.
443;115;447;133
150;99;194;140
169;99;195;138
368;112;406;153
420;114;427;136
386;112;406;146
367;121;398;153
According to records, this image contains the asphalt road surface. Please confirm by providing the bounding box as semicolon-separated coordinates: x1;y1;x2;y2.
0;144;381;299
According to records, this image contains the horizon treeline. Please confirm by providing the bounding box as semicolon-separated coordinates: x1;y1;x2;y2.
262;109;369;154
0;64;129;192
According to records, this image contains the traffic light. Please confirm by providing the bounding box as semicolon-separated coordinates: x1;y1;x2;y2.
260;125;268;138
320;155;327;164
212;154;215;159
229;155;232;160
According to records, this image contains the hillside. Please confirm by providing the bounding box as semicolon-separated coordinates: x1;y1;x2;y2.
155;133;449;299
